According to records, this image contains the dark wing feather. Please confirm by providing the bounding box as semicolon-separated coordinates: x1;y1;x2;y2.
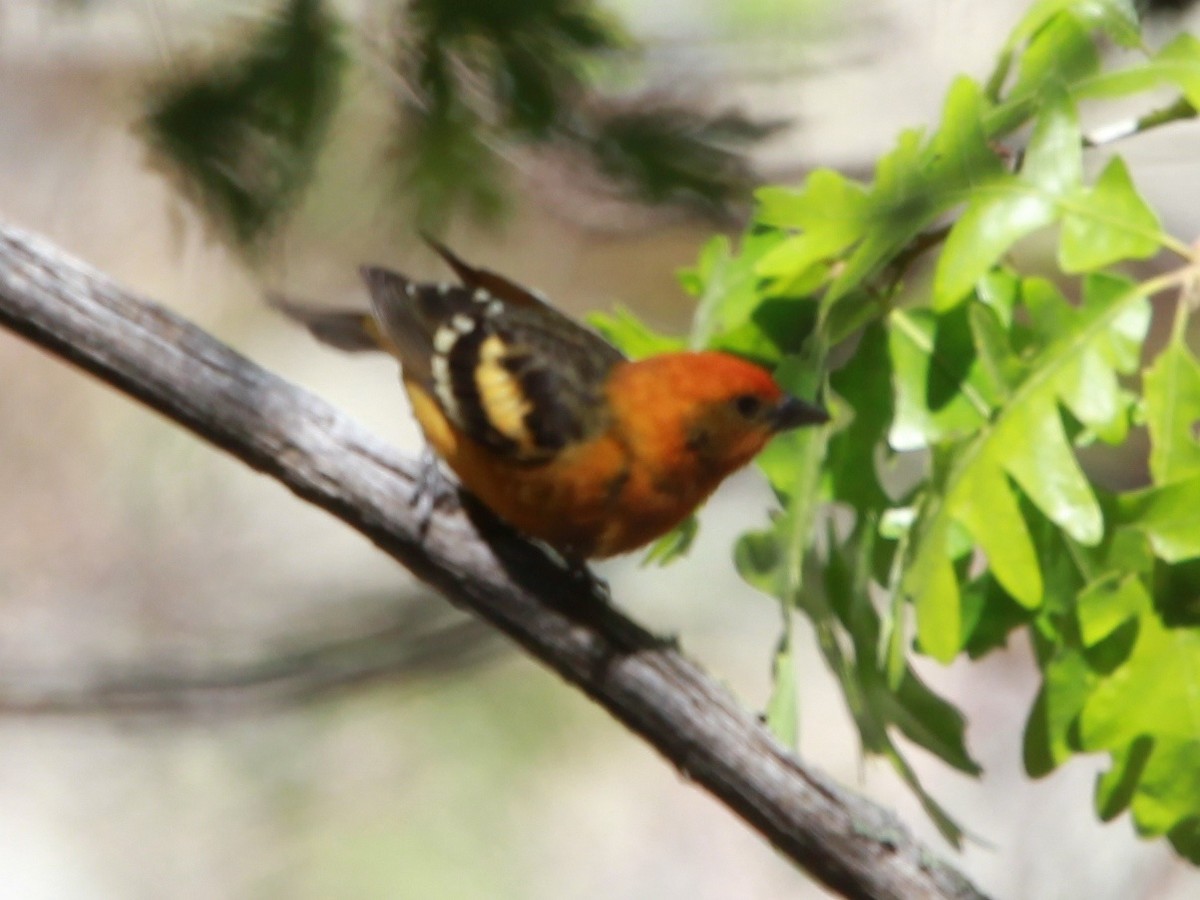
360;255;626;463
357;265;452;388
267;292;383;353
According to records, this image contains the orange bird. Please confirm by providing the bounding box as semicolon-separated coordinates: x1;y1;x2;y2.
277;241;828;560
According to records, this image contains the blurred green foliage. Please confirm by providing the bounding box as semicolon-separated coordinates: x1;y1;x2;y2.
140;0;773;243
142;0;346;248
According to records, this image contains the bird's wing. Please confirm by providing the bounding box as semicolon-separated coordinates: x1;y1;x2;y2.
360;259;626;464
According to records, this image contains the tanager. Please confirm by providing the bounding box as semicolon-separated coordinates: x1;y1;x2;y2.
277;241;828;559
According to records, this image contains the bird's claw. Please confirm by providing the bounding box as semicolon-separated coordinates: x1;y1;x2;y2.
564;558;611;605
410;443;453;537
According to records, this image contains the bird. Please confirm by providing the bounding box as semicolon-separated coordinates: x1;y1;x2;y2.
274;239;829;561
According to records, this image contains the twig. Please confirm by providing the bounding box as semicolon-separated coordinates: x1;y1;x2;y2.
0;222;988;900
1084;96;1196;149
0;604;502;716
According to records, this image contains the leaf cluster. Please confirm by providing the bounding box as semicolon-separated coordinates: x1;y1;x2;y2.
602;0;1200;860
142;0;347;248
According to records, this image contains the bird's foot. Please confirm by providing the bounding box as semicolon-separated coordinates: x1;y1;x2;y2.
410;443;454;537
563;557;611;605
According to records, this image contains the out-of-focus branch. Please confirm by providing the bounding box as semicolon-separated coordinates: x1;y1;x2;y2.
0;222;988;900
0;603;502;716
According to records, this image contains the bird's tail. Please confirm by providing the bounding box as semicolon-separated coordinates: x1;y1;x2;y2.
268;292;397;356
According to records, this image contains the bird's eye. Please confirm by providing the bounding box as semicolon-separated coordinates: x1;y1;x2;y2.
733;394;763;418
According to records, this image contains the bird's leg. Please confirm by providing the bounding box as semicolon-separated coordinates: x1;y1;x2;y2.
562;555;611;606
410;442;453;537
453;489;611;604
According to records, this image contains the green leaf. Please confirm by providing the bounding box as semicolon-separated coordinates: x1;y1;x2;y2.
901;481;980;664
887;308;993;450
976;268;1021;330
755;168;869;239
968;300;1022;400
1072;63;1166;102
1080;664;1200;845
1013;275;1145;527
952;447;1044;608
1006;0;1140;52
900;276;1146;617
1149;33;1200;108
1000;396;1102;544
830;78;1003;302
933;188;1055;311
1095;736;1153;821
588;306;685;359
1023;687;1057;777
1118;476;1200;562
1150;558;1200;626
1080;601;1200;749
1059;157;1162;272
1073;34;1200;104
738;296;820;363
826;130;934;301
684;231;785;351
883;745;969;848
1144;333;1200;485
1022;274;1148;444
962;575;1037;657
734;525;784;596
933;92;1080;310
678;235;728;297
825;324;893;510
640;515;698;567
1023;88;1083;196
1132;739;1200;837
755;174;863;294
904;276;1147;659
1170;816;1200;864
812;519;973;845
1024;646;1097;776
881;669;982;775
740;513;972;845
906;437;1048;642
931;76;1008;191
1076;573;1149;647
1010;11;1102;102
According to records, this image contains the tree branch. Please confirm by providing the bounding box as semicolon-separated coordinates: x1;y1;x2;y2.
0;222;988;900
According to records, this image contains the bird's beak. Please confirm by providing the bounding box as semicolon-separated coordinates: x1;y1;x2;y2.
771;396;830;432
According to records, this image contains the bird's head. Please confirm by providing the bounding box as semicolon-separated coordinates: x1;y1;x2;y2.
608;351;829;482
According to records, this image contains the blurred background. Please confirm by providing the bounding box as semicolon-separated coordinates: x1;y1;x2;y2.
1;1;1199;897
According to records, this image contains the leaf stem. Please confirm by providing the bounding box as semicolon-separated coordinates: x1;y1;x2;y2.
984;47;1014;103
1171;264;1199;343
